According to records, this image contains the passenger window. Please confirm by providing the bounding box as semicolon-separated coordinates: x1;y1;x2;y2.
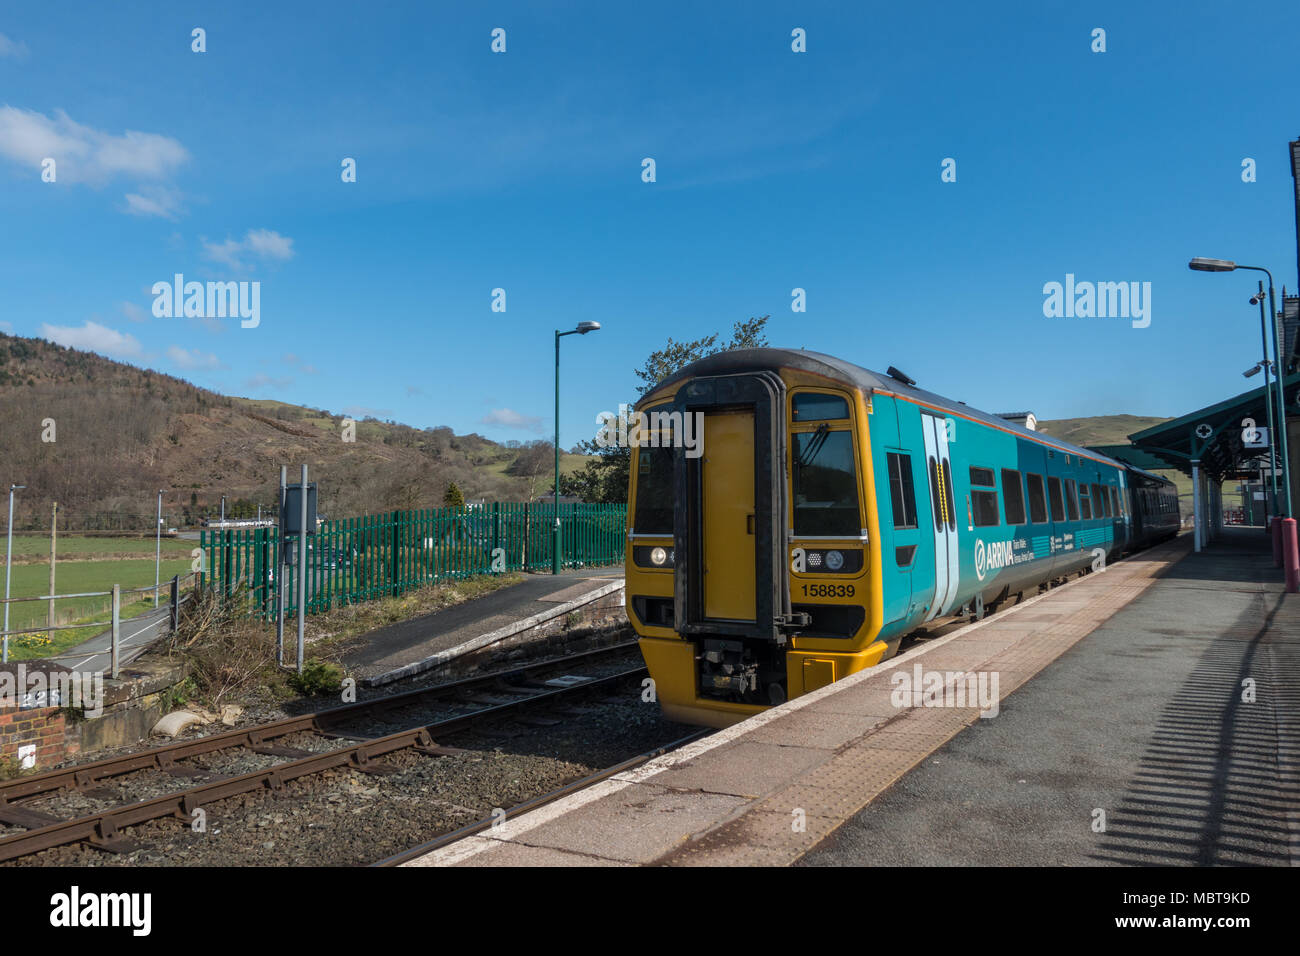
1002;469;1027;525
1092;483;1109;517
970;467;995;487
971;489;999;527
1047;476;1065;522
1064;479;1080;521
1079;485;1092;520
887;452;918;530
792;393;849;422
1026;473;1048;524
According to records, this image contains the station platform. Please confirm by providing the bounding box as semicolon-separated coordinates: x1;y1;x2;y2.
405;528;1298;867
343;569;624;686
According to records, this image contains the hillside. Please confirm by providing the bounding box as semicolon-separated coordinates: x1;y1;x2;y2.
1034;414;1172;447
0;334;586;530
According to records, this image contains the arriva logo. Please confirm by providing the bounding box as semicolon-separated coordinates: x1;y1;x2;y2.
974;538;1016;581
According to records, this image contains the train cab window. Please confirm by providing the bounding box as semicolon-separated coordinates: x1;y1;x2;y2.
970;466;999;527
1047;476;1065;522
886;452;918;530
1001;468;1027;525
792;393;849;422
1092;483;1109;517
632;444;674;534
792;429;861;535
1064;478;1080;520
1026;473;1048;523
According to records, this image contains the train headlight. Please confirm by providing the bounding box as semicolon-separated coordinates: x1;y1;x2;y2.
825;549;845;571
650;547;668;566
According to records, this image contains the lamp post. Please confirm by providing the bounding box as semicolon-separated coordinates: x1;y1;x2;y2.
155;489;166;607
3;484;26;663
554;321;601;574
1189;258;1293;518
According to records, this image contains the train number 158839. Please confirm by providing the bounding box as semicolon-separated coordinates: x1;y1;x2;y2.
800;584;855;598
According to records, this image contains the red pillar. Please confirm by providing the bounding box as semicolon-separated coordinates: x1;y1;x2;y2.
1283;519;1299;594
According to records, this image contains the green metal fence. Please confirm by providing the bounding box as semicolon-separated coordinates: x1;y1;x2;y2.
199;502;626;618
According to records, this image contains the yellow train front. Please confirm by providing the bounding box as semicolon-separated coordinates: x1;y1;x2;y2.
626;348;897;728
624;347;1169;727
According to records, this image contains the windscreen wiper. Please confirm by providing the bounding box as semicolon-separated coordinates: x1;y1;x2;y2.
797;423;830;468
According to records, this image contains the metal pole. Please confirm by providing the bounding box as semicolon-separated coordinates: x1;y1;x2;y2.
1257;280;1280;517
554;329;562;575
297;464;307;674
154;489;163;607
1265;280;1293;518
48;502;57;630
3;485;19;663
1192;461;1202;552
110;583;120;680
276;466;286;667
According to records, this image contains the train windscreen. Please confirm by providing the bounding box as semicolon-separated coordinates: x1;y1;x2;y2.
793;429;860;535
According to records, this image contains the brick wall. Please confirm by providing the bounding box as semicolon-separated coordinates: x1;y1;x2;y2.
0;705;78;771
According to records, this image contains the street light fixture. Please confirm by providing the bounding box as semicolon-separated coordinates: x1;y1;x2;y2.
553;321;601;574
1188;258;1292;519
4;484;27;663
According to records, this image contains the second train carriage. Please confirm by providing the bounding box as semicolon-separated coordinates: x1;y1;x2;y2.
625;348;1178;727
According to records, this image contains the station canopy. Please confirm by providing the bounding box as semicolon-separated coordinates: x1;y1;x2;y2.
1090;370;1300;483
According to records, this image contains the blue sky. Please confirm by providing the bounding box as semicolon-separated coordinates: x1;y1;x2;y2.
2;1;1299;450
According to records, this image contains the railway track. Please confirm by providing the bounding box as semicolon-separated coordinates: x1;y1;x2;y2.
0;642;647;864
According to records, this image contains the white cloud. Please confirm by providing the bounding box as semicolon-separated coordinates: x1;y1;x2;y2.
0;33;29;60
480;408;544;433
120;301;148;323
282;352;318;374
166;345;223;370
123;184;184;220
0;320;14;334
0;106;188;185
244;373;293;391
203;229;295;270
39;320;142;359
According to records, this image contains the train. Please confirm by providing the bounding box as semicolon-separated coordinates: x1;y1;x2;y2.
624;348;1179;727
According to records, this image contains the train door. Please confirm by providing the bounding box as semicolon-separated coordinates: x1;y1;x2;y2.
1116;470;1131;552
919;412;960;621
701;410;757;620
873;397;918;632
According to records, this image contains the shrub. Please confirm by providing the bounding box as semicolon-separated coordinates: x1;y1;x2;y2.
287;660;345;697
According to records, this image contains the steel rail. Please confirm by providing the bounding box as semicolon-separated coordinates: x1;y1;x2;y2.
0;663;648;862
0;640;638;805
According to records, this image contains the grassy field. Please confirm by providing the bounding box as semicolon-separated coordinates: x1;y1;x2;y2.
3;557;193;659
6;534;194;561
